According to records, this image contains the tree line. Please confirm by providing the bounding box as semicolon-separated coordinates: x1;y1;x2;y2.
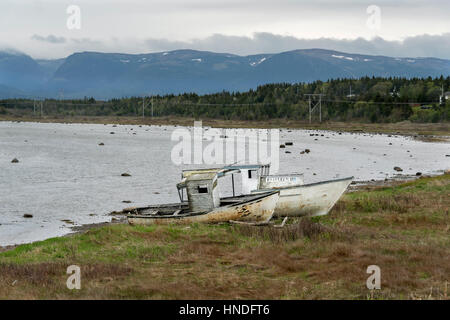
1;76;449;123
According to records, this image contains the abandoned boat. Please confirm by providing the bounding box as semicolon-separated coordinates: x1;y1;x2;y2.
128;171;279;225
220;164;353;217
253;176;353;217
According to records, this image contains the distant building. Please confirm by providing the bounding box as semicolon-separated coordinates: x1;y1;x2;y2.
445;92;450;100
441;91;450;105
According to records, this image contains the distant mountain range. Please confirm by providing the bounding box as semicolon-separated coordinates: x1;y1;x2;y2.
0;49;449;99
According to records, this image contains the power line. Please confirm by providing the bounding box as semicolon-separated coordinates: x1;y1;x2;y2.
0;98;443;108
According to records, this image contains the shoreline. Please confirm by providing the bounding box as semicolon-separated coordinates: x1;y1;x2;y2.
1;173;445;252
1;116;449;141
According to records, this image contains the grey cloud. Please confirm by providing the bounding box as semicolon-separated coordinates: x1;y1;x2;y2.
70;38;103;46
31;34;66;44
144;33;450;59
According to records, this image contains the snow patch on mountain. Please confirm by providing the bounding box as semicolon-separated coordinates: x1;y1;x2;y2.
332;54;355;61
250;57;267;67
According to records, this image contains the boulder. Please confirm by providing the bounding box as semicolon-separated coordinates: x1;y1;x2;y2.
11;158;19;163
121;173;131;177
23;214;33;218
394;167;403;172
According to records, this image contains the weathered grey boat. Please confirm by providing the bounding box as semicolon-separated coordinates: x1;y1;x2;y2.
128;171;279;225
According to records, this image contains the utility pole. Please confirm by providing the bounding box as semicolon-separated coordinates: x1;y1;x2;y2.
304;94;325;123
142;96;145;119
40;101;43;118
33;100;36;116
151;96;154;118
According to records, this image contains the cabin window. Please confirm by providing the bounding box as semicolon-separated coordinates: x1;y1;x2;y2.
197;185;208;194
248;170;257;179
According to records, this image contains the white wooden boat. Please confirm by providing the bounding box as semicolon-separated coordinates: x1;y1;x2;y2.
221;164;352;217
254;176;353;217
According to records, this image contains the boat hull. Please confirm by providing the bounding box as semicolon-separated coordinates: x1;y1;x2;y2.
128;192;279;225
255;177;353;217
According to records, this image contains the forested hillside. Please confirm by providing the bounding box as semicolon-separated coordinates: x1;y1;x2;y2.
1;77;449;123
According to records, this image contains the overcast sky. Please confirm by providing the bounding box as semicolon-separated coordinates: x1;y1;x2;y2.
0;0;449;59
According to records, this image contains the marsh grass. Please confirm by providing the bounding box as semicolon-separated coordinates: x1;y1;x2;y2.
233;218;332;243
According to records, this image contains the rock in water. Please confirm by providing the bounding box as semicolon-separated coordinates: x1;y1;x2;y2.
394;167;403;172
11;158;19;163
121;173;131;177
23;214;33;218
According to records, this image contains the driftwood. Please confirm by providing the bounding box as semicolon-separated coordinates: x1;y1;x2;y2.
229;216;289;228
273;217;288;228
228;220;272;226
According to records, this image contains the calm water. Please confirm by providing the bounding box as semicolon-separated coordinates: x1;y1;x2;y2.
0;121;449;246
